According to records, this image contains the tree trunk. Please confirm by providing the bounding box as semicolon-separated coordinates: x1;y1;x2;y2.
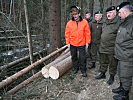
40;0;46;48
0;45;67;89
18;0;22;30
23;0;33;64
103;0;127;10
13;0;15;22
111;0;128;6
78;0;83;16
88;0;94;15
49;0;61;52
4;0;7;14
1;0;3;13
59;48;69;56
49;56;72;79
9;0;13;19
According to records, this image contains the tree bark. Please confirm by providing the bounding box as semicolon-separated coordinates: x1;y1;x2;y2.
49;56;72;79
1;0;3;13
24;0;33;64
40;0;46;48
5;71;42;95
9;0;13;19
49;0;61;52
42;51;70;78
13;0;15;22
59;48;69;56
0;45;67;89
4;0;7;14
88;0;94;15
18;0;22;30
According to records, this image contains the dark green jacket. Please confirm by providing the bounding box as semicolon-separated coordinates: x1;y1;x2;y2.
90;20;103;44
99;17;120;54
115;14;133;62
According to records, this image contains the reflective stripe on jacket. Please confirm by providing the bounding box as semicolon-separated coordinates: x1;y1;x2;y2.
65;19;91;46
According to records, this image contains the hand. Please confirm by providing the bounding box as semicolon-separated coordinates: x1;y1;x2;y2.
67;44;70;49
85;43;88;53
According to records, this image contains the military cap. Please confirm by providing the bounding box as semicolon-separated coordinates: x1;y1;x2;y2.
95;11;102;14
106;6;116;12
70;6;81;13
116;2;130;11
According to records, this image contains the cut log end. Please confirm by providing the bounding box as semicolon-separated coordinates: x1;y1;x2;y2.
49;66;59;80
41;68;49;78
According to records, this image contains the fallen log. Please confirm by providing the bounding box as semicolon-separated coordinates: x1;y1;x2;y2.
49;56;72;80
5;71;42;95
41;51;70;78
0;48;46;71
5;51;70;95
59;48;69;56
0;45;67;89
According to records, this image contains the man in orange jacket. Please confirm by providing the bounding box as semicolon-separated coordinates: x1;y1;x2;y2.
65;6;91;77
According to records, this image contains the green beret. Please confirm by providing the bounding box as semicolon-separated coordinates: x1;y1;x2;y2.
95;11;102;14
106;6;116;12
116;2;130;11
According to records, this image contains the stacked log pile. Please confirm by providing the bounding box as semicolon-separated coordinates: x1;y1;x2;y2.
41;48;71;78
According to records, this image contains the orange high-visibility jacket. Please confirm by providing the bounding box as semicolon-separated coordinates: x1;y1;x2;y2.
65;19;91;46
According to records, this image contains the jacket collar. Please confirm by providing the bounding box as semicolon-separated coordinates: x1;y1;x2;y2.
92;19;103;24
124;13;133;22
86;17;92;23
105;16;118;24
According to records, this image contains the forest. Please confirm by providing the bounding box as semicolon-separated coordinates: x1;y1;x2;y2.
0;0;133;100
0;0;133;65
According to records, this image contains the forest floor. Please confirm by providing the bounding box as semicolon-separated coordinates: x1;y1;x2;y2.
2;60;133;100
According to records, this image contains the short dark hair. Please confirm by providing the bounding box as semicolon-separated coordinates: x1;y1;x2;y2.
85;11;91;14
70;6;81;13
